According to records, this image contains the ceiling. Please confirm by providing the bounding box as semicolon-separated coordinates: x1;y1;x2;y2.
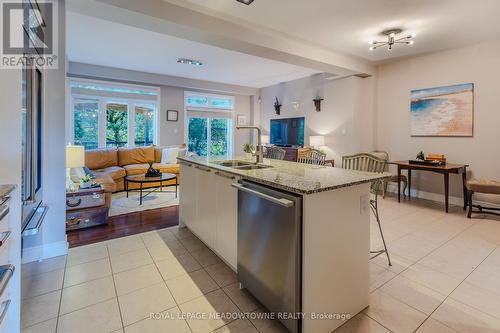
66;12;319;88
164;0;500;62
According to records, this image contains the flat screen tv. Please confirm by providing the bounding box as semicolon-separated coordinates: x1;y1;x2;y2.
270;117;305;147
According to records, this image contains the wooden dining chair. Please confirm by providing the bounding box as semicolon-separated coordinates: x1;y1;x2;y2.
342;153;392;266
264;146;286;160
297;149;326;166
370;150;408;198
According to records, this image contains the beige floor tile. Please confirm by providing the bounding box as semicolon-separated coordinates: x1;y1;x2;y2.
166;269;219;304
147;241;189;261
21;269;64;299
22;256;66;278
155;252;202;280
67;243;108;267
223;282;260;313
213;319;259;333
156;228;179;242
179;235;207;252
418;254;477;280
334;313;391;333
21;318;57;333
465;266;500;294
64;257;112;287
58;298;122;333
450;282;500;320
380;275;446;315
432;298;500;333
110;248;153;274
369;263;396;291
401;263;462;295
248;308;288;333
416;318;460;332
60;276;116;315
179;289;240;333
107;236;145;257
114;264;163;296
388;234;440;262
191;247;223;267
170;227;194;240
363;290;427;333
205;262;238;288
372;253;413;274
118;282;176;326
124;307;191;333
21;290;61;329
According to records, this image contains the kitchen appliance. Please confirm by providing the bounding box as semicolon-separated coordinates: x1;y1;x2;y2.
233;180;302;333
270;117;305;147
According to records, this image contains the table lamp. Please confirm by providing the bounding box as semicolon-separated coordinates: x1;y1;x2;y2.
66;145;85;191
309;135;325;148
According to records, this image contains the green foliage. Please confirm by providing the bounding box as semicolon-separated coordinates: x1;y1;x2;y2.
74;101;99;149
188;118;208;156
80;174;94;183
106;104;128;147
188;118;231;157
134;107;154;146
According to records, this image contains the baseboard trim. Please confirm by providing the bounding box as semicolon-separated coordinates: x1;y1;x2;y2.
385;184;500;209
22;240;69;264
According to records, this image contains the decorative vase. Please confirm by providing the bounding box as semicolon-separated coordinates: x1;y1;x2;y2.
245;152;253;160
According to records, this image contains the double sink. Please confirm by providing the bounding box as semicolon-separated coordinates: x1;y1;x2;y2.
213;160;273;171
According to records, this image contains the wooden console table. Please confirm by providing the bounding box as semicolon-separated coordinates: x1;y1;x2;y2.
392;161;468;213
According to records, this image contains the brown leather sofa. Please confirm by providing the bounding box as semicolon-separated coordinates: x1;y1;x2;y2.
85;146;182;198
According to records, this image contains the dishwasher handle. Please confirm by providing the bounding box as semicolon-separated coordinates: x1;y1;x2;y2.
231;183;295;208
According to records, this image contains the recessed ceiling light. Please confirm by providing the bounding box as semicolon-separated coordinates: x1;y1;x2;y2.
236;0;254;5
177;58;203;66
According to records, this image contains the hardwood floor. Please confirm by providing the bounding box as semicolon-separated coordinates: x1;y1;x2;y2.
67;206;179;248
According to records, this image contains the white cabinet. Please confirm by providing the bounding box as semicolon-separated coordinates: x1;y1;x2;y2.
179;163;239;270
193;165;217;249
214;171;238;269
179;162;197;228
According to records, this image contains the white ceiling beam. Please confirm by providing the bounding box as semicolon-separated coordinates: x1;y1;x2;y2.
67;0;375;77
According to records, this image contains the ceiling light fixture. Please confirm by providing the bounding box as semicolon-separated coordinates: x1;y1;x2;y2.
177;58;203;66
236;0;254;5
368;29;416;51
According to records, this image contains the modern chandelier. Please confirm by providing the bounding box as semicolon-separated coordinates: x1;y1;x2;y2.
369;29;416;51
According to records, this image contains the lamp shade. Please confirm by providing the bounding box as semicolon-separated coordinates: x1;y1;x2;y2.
66;145;85;168
261;135;270;145
309;135;325;147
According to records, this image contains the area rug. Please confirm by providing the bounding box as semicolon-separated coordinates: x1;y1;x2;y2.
109;188;179;216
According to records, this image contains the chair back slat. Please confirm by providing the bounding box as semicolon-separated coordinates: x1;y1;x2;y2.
297;149;326;166
265;146;286;160
342;153;387;174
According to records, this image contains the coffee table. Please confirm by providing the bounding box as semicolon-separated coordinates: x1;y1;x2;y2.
125;173;178;205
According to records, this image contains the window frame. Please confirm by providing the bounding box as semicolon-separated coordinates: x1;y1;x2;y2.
68;79;160;149
184;91;235;112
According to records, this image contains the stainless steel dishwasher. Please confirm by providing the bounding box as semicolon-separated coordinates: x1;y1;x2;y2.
232;180;302;333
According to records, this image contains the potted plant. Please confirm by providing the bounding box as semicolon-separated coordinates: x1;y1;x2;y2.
243;143;255;160
79;174;94;189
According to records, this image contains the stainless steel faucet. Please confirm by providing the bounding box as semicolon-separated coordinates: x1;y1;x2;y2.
236;125;263;163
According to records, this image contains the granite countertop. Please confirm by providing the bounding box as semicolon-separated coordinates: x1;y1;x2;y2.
178;156;392;195
0;184;16;200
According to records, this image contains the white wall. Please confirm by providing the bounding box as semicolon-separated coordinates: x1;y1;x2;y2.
23;0;68;262
377;41;500;203
259;74;376;162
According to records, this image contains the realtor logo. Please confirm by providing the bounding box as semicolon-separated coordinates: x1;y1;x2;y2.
1;0;58;69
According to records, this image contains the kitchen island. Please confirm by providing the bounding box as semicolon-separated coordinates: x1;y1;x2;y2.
177;156;389;333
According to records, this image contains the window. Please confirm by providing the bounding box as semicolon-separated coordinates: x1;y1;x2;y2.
70;80;159;149
185;92;234;158
73;98;99;149
185;92;234;110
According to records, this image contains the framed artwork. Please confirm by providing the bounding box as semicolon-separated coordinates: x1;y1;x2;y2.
167;110;178;122
237;115;247;126
410;83;474;137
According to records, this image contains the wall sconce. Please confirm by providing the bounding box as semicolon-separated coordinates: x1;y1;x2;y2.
313;97;324;112
274;97;282;115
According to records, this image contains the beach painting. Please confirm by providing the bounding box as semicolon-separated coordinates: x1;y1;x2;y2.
410;83;474;136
